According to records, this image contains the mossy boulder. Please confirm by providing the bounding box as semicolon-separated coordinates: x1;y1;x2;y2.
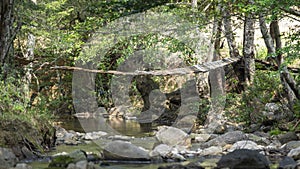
0;119;56;160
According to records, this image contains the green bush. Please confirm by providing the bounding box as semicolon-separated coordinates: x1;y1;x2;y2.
225;70;283;125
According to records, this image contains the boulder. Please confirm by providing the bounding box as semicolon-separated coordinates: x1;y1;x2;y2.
217;149;270;169
287;146;300;160
278;156;297;169
202;131;246;148
156;126;191;147
152;144;172;157
263;103;293;122
247;133;271;146
49;150;87;168
192;134;211;143
103;140;150;161
282;141;300;150
229;140;263;152
200;146;222;156
0;147;17;169
278;132;298;145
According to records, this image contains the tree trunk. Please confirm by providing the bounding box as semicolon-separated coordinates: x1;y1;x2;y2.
0;0;14;68
223;4;244;92
258;14;275;55
24;33;35;102
191;0;197;8
243;1;255;86
204;2;226;133
259;15;299;108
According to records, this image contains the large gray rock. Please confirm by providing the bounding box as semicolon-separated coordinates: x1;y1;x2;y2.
200;146;222;156
229;140;263;152
247;133;271;146
287;146;300;160
282;141;300;150
278;132;298;145
278;156;297;169
192;134;211;143
103;140;150;161
0;147;17;169
263;103;294;122
217;149;270;169
202;131;246;148
49;150;87;168
152;144;172;157
156;126;191;147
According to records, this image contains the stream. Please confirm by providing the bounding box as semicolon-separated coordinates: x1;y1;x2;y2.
26;117;289;169
29;118;187;169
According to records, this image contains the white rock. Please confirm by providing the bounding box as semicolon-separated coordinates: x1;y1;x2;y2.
15;163;32;169
229;140;263;152
201;146;223;156
194;134;211;143
152;144;172;157
156;126;190;147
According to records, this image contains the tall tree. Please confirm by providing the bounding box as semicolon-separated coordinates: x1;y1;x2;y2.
243;0;255;86
0;0;15;73
222;3;244;92
259;4;300;108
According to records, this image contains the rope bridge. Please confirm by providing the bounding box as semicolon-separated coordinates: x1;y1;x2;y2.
51;57;240;76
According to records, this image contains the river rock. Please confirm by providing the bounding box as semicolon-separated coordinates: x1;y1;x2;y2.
278;132;298;144
200;146;223;156
14;163;32;169
152;144;172;157
287;146;300;160
278;156;297;169
282;141;300;150
156;126;191;147
192;134;211;143
247;133;271;146
263;103;293;122
0;147;17;169
202;131;246;148
103;140;150;161
49;150;87;168
68;150;87;162
217;149;270;169
75;160;88;169
108;135;132;141
229;140;263;152
84;131;107;140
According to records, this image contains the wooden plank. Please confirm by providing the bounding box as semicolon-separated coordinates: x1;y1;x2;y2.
51;57;241;76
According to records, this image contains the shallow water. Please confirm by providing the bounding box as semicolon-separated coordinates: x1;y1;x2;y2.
30;118;158;168
61;117;155;137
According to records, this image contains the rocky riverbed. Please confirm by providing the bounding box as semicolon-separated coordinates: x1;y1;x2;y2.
2;122;300;169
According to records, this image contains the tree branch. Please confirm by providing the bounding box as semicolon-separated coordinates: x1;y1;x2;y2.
280;7;300;17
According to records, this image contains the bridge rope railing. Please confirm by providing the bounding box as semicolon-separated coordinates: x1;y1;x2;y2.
51;57;241;76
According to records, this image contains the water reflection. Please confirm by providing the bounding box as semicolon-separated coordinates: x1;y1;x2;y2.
61;117;154;137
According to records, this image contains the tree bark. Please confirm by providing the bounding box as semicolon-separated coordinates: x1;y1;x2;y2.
243;1;255;86
204;2;226;133
259;14;299;107
258;14;275;56
191;0;197;8
223;4;244;92
0;0;14;66
223;6;240;58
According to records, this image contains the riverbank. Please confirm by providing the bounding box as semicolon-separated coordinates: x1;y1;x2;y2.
2;116;300;169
